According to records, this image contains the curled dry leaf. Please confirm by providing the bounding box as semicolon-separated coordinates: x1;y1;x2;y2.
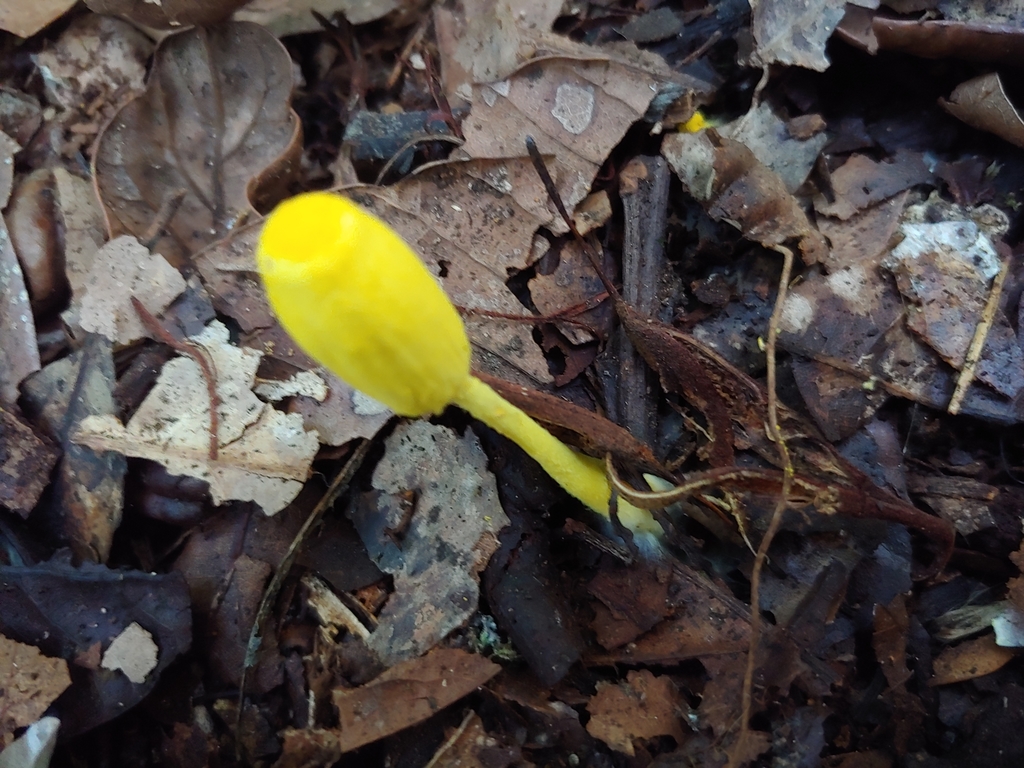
0;635;70;737
84;0;249;29
353;422;509;665
93;22;301;267
663;129;829;264
73;321;319;515
941;72;1024;150
873;16;1024;68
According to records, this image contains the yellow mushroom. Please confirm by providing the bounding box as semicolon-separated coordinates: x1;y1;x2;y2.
257;191;661;540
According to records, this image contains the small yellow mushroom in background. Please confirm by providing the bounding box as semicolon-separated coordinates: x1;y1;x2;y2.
257;192;661;543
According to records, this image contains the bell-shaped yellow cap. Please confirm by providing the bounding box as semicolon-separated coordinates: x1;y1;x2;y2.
257;192;471;416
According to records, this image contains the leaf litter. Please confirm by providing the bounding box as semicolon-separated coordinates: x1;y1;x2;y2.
3;3;1024;767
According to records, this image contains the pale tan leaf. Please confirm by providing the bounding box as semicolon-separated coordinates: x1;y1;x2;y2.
101;622;158;685
73;321;319;514
0;0;76;38
78;236;187;345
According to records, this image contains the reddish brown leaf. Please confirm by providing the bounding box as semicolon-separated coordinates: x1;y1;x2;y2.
332;648;500;753
586;670;686;755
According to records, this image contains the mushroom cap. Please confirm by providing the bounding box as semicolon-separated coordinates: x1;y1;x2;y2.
257;192;471;416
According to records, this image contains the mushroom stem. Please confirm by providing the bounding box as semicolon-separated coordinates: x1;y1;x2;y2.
454;375;661;537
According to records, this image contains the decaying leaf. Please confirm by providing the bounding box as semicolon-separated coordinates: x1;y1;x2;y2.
0;0;76;38
941;72;1024;150
73;321;319;515
457;36;704;226
343;161;556;383
586;670;685;755
352;421;509;665
748;0;847;71
930;635;1018;686
0;216;40;405
0;407;60;518
93;22;301;266
663;129;829;263
0;557;191;736
100;622;158;685
83;0;249;28
814;151;933;221
781;196;1024;423
719;100;828;193
236;0;406;33
0;635;71;737
19;335;126;562
332;648;501;753
77;236;186;345
33;15;151;114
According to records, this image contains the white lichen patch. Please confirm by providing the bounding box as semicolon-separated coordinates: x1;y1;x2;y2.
551;83;595;135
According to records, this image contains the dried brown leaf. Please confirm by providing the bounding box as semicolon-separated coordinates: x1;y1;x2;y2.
814;151;933;221
586;670;685;755
930;635;1018;685
0;635;70;737
0;0;75;38
873;17;1024;67
33;15;151;114
663;129;829;263
93;22;301;266
354;421;509;665
84;0;249;28
332;648;501;753
941;72;1024;150
0;407;59;518
458;42;700;226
